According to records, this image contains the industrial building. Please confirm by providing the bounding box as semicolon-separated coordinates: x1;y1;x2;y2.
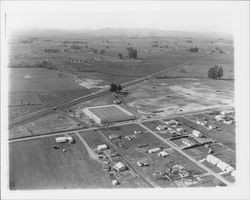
83;104;135;125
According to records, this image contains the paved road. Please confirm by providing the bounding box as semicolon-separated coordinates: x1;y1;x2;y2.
137;122;233;186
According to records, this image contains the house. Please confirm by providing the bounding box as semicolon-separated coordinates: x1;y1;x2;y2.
206;155;220;165
231;170;236;177
182;138;196;147
97;144;108;151
179;169;189;178
224;120;233;124
176;128;184;133
192;130;202;137
165;119;179;126
112;180;119;185
109;134;121;140
158;151;169;157
208;125;215;130
125;135;136;141
225;165;234;173
156;125;168;131
215;115;224;121
148;147;161;154
134;130;143;134
221;110;233;115
114;162;126;171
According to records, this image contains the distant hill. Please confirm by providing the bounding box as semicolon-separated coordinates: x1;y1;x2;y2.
12;28;233;41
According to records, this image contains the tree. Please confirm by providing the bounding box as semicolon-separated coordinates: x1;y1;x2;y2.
189;46;199;52
117;84;122;92
217;66;223;78
110;83;117;92
118;53;123;59
127;47;138;59
208;65;223;79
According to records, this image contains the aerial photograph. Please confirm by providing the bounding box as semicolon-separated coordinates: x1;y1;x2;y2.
1;1;249;199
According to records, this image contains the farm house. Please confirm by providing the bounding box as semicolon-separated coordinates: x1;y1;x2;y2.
83;104;135;125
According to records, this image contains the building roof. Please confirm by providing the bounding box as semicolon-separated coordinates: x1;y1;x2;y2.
85;105;135;124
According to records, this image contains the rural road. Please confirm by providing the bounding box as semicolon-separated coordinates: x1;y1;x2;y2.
137;122;233;186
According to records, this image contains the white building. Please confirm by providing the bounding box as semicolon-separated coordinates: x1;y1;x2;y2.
221;110;233;115
165;120;179;126
182;138;196;147
206;155;220;165
231;170;236;177
55;136;73;143
158;151;169;157
192;130;202;137
215;115;224;121
156;125;168;131
148;147;161;154
114;162;126;171
176;128;184;133
225;165;234;173
97;144;108;151
217;161;230;171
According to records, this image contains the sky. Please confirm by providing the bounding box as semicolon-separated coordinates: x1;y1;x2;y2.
3;1;237;34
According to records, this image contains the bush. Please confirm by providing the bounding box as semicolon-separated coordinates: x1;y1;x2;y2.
208;65;224;79
127;47;138;59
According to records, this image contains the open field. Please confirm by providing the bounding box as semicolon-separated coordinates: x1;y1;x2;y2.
9;113;81;139
9;134;116;189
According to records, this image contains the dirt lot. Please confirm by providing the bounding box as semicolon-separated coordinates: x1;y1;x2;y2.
123;77;234;118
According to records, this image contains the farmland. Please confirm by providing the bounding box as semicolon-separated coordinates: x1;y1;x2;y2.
8;29;235;190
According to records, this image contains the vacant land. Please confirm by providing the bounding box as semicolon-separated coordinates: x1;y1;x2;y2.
9;113;80;139
9;134;116;189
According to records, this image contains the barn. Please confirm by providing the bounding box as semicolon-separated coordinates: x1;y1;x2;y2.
83;104;135;125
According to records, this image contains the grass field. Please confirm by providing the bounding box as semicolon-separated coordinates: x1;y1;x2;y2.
9;113;80;139
9;134;115;189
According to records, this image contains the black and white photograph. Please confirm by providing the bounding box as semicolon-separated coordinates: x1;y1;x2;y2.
1;1;249;200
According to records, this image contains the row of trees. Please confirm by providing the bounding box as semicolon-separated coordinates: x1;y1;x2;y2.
208;65;223;79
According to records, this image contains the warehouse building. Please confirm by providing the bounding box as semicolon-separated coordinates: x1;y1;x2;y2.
83;104;135;125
